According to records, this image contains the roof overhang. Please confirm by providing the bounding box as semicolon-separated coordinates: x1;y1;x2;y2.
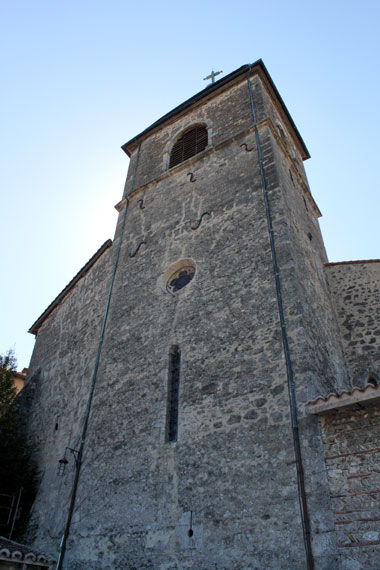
325;259;380;267
308;382;380;415
121;59;310;161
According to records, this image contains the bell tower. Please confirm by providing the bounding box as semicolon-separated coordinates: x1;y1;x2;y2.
95;60;348;568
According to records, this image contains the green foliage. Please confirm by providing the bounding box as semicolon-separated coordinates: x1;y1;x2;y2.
0;350;38;540
0;349;17;413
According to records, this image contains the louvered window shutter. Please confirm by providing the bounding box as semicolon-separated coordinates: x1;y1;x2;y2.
169;126;208;168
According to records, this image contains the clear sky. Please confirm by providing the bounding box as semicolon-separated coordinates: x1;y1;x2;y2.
1;0;379;368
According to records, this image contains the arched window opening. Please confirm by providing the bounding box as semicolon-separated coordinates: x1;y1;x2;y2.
169;125;208;168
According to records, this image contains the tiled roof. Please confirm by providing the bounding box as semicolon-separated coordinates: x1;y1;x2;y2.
12;370;27;380
307;382;380;414
0;536;55;568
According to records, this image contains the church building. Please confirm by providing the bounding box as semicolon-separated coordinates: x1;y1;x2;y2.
20;60;380;569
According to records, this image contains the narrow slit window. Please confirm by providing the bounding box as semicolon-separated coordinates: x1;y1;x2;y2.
169;126;208;168
166;345;181;442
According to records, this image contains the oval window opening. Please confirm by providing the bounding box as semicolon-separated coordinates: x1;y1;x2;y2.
166;264;195;294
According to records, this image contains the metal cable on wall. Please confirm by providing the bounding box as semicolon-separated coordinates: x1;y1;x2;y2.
55;142;142;570
246;68;314;570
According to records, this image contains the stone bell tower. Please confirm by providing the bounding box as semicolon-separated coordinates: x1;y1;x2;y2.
24;61;351;569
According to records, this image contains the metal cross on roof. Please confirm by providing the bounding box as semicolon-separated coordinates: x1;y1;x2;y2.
203;69;223;84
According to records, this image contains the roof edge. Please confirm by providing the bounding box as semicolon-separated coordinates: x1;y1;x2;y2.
12;370;27;380
307;382;380;414
29;239;113;336
121;59;310;160
325;259;380;267
0;536;56;566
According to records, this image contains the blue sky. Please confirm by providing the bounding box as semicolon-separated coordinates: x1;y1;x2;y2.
1;0;379;367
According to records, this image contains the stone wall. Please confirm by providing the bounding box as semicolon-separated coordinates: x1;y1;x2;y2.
318;403;380;569
254;84;351;568
325;261;380;386
20;245;114;554
19;67;361;569
262;121;349;403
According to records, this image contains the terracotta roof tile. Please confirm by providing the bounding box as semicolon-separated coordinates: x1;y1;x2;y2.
307;382;380;414
0;536;55;567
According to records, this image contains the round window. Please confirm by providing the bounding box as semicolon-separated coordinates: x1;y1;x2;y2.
165;260;196;294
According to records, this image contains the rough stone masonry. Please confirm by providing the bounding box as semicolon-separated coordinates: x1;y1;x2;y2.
19;61;380;569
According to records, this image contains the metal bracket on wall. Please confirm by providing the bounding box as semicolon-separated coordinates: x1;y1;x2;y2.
191;212;211;230
187;172;196;183
58;447;80;476
137;199;145;210
129;240;147;258
240;143;253;152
